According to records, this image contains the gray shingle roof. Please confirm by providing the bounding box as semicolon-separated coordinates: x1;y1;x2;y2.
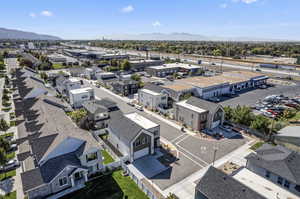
108;111;142;147
196;167;267;199
186;96;221;114
82;100;108;115
143;83;165;93
246;144;300;184
21;168;45;192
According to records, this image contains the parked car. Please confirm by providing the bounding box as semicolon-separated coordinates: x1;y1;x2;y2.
255;68;262;72
127;101;135;107
135;104;143;111
0;159;20;171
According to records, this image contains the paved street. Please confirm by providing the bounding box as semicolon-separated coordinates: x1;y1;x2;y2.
84;80;247;190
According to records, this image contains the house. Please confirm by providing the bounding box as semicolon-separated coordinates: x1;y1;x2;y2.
246;144;300;196
274;126;300;152
195;166;267;199
69;87;95;108
138;88;168;110
111;80;139;96
82;98;118;130
14;69;103;199
108;112;160;162
96;72;117;86
174;97;224;130
84;66;102;80
55;76;82;96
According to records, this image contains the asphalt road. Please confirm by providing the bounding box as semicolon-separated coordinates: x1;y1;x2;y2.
84;80;246;190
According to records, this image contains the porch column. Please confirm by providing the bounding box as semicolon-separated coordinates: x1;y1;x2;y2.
83;171;88;182
71;176;75;187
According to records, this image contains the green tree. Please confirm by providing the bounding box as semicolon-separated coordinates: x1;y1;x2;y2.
40;72;48;81
250;115;271;135
0;148;8;179
0;138;10;152
131;74;141;82
0;119;9;131
232;105;254;126
224;106;233;121
166;193;179;199
68;109;87;124
121;60;131;71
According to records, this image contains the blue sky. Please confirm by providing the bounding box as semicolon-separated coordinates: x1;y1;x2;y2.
1;0;299;40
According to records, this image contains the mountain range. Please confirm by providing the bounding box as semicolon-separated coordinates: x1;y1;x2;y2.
102;32;292;42
0;28;61;40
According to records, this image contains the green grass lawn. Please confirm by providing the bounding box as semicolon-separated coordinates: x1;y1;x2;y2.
101;150;114;165
0;133;14;139
0;191;16;199
52;64;65;69
6;152;15;160
0;170;16;181
61;170;149;199
250;141;265;151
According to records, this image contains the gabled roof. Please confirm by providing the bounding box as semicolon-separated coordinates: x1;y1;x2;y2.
21;168;44;192
185;96;222;114
108;111;143;147
196;167;267;199
246;144;300;184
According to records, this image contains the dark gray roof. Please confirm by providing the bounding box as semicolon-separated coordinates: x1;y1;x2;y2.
196;167;267;199
108;111;142;147
31;134;59;162
143;83;165;93
186;96;221;114
21;168;45;192
40;151;85;183
55;75;67;85
82;100;108;115
246;144;300;184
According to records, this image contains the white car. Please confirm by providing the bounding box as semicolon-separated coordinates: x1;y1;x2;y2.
0;159;20;171
135;104;143;111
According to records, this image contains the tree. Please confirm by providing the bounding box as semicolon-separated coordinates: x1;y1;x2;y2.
224;106;233;121
40;72;48;81
250;115;271;135
0;119;9;131
0;148;7;179
231;105;254;126
2;93;9;102
0;138;10;152
68;109;87;124
166;193;179;199
131;74;141;82
19;58;33;68
120;60;131;71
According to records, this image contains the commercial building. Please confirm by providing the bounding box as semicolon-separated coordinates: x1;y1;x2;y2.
69;87;95;108
145;63;203;77
64;49;129;60
108;112;160;162
246;144;300;197
129;59;164;71
174;97;224;130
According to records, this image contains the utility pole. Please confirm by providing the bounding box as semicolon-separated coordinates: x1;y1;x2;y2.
212;146;218;166
268;118;275;141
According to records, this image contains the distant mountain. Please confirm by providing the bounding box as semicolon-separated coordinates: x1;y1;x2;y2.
0;28;61;40
102;32;291;42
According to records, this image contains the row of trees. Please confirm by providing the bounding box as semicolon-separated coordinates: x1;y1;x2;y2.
87;40;300;58
106;59;131;72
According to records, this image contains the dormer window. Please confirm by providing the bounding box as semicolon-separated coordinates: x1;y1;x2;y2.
86;152;98;162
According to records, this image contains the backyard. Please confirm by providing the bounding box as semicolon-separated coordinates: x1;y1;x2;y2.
61;170;149;199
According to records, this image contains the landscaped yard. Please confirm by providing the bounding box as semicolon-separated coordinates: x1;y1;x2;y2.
0;170;16;181
0;133;13;139
52;64;65;69
0;191;16;199
101;150;114;165
61;170;149;199
6;152;15;160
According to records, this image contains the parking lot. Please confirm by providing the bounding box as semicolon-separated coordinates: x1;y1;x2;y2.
220;80;300;107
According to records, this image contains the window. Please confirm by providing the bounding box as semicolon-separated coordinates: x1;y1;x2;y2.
86;152;98;162
265;171;270;178
284;180;290;189
81;95;88;99
59;177;68;186
135;140;141;147
277;177;283;185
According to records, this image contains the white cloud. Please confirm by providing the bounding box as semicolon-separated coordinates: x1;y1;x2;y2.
40;10;53;17
220;3;228;8
29;12;36;18
152;21;162;27
232;0;258;4
121;5;134;13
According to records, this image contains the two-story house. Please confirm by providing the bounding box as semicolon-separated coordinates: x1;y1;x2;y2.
69;87;95;108
174;96;224;131
107;111;160;162
246;144;300;196
55;75;82;96
111;80;139;96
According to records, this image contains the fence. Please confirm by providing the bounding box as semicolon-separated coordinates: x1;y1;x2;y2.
122;164;165;199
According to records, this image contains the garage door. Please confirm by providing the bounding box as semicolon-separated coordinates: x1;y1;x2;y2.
134;147;149;160
212;120;220;129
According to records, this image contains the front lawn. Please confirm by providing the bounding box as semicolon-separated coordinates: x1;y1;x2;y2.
0;133;14;139
250;141;265;151
61;170;149;199
101;150;114;165
1;191;16;199
6;152;15;160
0;170;16;181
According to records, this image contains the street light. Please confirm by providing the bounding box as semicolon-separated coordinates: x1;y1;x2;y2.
212;145;219;166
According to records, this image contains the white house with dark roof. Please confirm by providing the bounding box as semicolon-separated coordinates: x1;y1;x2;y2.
69;87;95;108
107;111;160;162
246;144;300;196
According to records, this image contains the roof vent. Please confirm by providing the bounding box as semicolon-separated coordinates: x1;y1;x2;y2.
242;188;246;192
